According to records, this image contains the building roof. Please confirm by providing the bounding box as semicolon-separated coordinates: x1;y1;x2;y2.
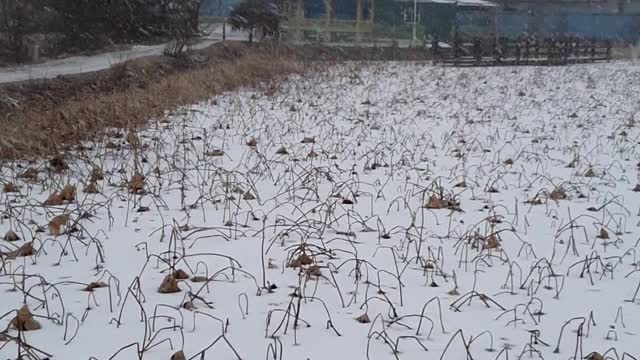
395;0;498;7
394;0;498;7
496;0;609;2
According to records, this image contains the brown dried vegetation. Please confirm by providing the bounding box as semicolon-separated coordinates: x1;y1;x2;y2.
4;230;20;242
10;305;41;331
289;253;313;268
61;184;76;202
158;274;181;294
7;242;35;258
3;182;18;193
0;43;309;160
43;192;64;206
48;215;68;236
83;282;108;292
128;171;145;194
171;351;187;360
424;195;460;211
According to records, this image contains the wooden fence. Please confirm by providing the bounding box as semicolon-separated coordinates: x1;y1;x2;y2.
432;36;612;66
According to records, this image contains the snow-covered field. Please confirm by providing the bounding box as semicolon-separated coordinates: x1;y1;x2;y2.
1;61;640;360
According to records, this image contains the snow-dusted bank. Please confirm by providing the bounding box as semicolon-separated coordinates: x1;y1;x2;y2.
1;62;640;359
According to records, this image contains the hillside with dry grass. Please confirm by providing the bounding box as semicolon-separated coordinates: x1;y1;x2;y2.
0;42;311;160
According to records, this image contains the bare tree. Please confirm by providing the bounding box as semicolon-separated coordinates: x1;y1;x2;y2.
0;0;29;62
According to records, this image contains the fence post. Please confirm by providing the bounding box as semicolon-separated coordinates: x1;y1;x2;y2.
473;37;481;64
29;43;40;63
493;38;501;63
453;30;460;65
392;40;398;60
432;37;439;63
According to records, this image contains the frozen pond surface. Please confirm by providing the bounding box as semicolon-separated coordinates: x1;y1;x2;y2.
1;62;640;359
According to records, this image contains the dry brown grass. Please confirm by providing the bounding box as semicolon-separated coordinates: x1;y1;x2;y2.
0;42;312;160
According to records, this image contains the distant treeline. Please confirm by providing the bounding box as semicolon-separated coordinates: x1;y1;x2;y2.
0;0;201;63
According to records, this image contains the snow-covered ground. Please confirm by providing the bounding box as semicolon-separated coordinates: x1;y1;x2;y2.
0;25;249;85
1;62;640;360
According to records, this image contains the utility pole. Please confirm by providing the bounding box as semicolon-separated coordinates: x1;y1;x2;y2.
412;0;418;44
356;0;363;44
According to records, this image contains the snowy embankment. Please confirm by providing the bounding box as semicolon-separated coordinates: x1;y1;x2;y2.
1;62;640;359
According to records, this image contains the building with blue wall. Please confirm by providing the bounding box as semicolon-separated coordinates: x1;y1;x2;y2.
491;0;640;41
394;0;640;42
303;0;373;19
201;0;241;17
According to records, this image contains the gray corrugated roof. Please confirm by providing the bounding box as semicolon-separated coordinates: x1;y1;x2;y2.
394;0;498;7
